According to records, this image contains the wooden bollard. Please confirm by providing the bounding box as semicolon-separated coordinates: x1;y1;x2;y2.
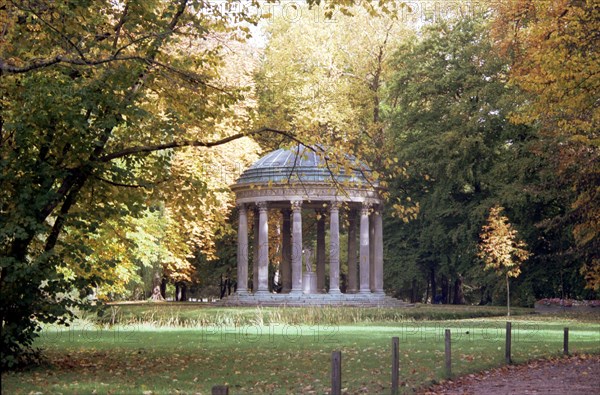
505;322;512;364
564;327;569;356
391;337;399;395
331;350;342;395
445;329;451;378
212;385;229;395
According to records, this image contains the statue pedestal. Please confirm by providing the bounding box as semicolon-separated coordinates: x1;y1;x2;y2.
302;272;318;294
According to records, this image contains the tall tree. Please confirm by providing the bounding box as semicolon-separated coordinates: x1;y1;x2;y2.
0;0;274;368
385;14;531;303
492;0;599;290
385;9;597;304
254;5;410;175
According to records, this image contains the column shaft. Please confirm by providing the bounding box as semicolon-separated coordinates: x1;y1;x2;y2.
359;204;371;294
291;201;303;294
374;208;384;295
369;214;375;292
316;211;326;293
281;209;292;293
347;210;358;293
329;202;341;294
236;204;248;295
253;210;259;293
257;202;269;294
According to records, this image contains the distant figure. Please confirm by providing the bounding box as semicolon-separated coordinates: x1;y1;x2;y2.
304;247;312;272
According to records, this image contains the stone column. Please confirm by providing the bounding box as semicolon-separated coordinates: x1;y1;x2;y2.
281;209;292;293
236;203;249;295
347;209;358;293
256;202;269;295
373;206;384;295
253;209;259;293
316;210;326;293
369;212;375;292
291;200;303;294
329;202;341;294
359;203;371;294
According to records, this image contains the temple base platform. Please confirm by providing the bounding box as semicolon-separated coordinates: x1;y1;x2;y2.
216;292;413;307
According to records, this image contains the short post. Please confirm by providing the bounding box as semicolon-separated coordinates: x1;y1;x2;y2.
505;321;512;364
331;350;342;395
391;337;399;395
212;385;229;395
563;327;569;356
445;329;451;378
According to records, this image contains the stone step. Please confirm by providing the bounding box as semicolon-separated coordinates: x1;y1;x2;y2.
215;293;413;308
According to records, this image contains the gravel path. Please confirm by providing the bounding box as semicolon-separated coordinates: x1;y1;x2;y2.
419;355;600;395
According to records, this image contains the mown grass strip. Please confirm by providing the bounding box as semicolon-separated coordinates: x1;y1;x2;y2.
2;310;598;395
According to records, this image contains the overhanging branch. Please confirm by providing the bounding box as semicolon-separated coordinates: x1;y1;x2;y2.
98;127;302;162
93;174;144;189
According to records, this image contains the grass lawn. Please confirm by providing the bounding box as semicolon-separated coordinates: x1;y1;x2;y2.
94;303;538;326
2;305;599;394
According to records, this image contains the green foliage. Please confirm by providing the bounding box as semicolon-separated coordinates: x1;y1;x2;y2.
384;14;530;303
383;12;597;305
254;5;411;196
0;0;256;369
492;0;599;291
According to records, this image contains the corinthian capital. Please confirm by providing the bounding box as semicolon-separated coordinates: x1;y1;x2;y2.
329;201;342;213
291;200;303;212
360;202;372;216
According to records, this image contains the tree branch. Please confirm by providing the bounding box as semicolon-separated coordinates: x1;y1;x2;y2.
44;172;88;252
98;127;301;162
0;54;140;74
14;1;89;63
93;175;144;189
0;0;190;76
33;0;192;226
112;2;130;50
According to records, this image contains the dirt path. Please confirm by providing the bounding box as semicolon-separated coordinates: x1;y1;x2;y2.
419;355;600;395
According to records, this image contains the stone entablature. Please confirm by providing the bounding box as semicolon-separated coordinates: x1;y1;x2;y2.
232;183;381;206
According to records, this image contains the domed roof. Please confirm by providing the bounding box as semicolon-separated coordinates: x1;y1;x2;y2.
234;145;372;186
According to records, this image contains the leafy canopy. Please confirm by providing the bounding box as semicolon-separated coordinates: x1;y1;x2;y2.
478;205;530;279
0;0;263;368
492;0;599;290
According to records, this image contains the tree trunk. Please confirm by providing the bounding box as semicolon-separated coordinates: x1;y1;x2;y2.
441;275;449;304
151;271;164;301
453;276;466;305
181;283;187;301
411;278;418;303
506;274;511;317
220;275;228;299
430;268;437;304
160;277;167;299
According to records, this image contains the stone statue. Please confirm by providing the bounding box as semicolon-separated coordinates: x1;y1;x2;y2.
304;247;312;272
